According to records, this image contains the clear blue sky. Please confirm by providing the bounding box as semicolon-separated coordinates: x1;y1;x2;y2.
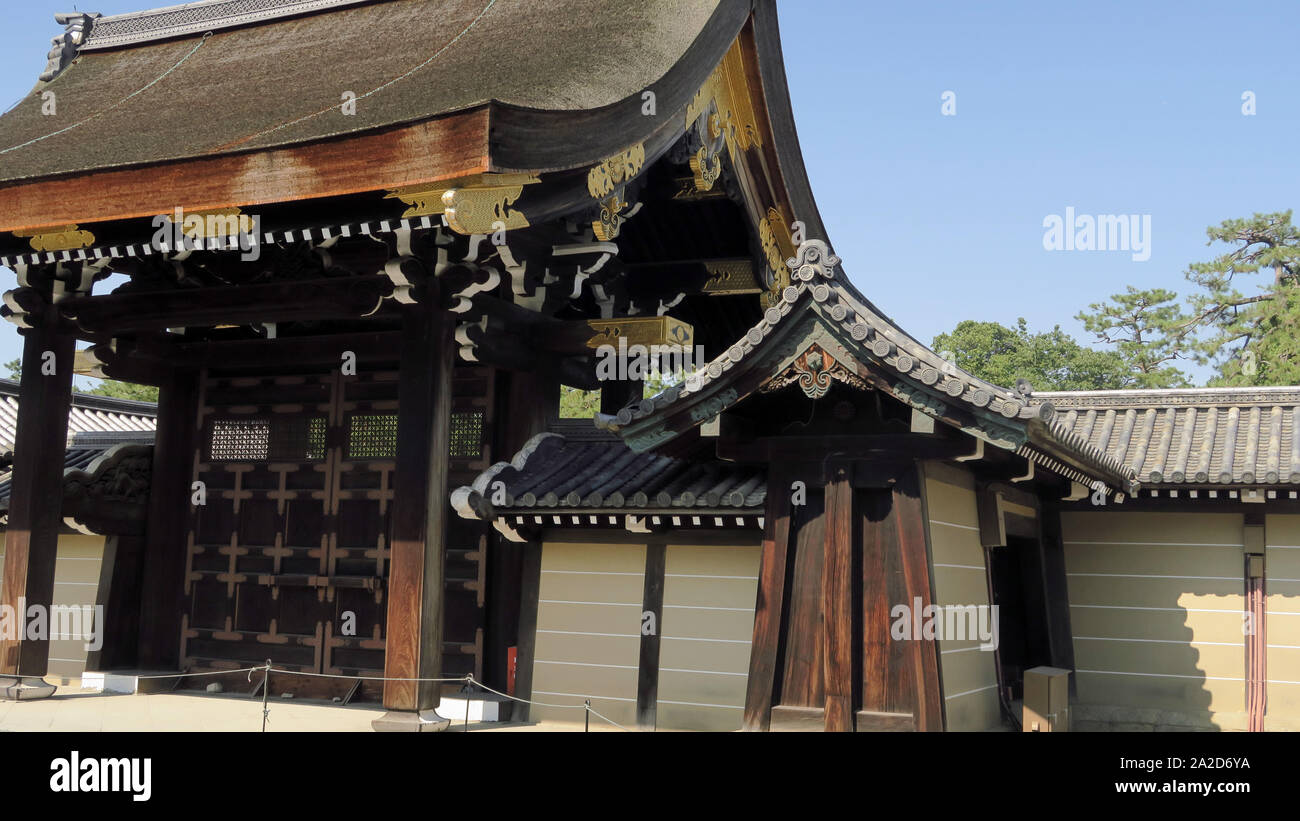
2;0;1298;386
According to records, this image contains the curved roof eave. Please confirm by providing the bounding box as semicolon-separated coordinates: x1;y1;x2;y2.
606;240;1138;495
0;0;748;188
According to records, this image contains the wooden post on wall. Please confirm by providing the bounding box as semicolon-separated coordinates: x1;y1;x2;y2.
822;459;855;731
374;300;455;731
743;465;792;731
1036;496;1077;679
895;465;944;731
0;314;75;683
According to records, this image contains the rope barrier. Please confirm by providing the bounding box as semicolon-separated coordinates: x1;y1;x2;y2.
465;675;639;732
43;661;641;731
0;32;213;156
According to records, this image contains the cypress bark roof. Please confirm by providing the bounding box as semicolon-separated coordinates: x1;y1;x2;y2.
0;0;726;184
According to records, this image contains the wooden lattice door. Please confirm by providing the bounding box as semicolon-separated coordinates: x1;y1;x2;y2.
180;368;398;678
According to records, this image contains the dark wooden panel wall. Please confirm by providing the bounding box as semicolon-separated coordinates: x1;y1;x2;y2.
744;459;943;731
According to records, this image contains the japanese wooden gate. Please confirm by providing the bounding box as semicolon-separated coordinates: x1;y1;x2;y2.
178;362;494;694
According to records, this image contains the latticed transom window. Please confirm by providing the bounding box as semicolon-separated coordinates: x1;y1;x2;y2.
208;416;328;462
449;410;484;459
346;414;399;460
209;419;270;461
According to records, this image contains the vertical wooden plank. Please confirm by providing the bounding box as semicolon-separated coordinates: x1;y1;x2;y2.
137;367;197;669
896;464;944;731
512;543;543;723
86;532;146;671
822;460;854;731
0;319;75;677
860;486;913;720
743;466;791;731
1036;497;1076;678
1244;513;1266;732
779;490;826;706
636;542;666;730
377;301;454;726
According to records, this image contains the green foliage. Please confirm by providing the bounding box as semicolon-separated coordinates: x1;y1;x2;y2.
2;356;157;401
559;385;601;418
1180;211;1300;386
1075;286;1191;388
558;372;681;419
932;318;1133;391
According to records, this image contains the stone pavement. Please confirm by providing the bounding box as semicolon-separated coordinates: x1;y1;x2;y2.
0;685;626;732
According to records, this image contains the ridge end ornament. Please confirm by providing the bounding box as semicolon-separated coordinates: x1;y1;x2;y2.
788;239;840;281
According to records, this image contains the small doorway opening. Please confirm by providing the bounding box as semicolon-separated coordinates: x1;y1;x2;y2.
987;535;1053;704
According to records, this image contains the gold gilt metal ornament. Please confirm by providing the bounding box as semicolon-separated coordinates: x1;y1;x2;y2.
586;316;694;348
171;207;255;239
760;207;796;308
587;143;646;199
701;259;762;295
684;40;762;165
384;173;540;234
12;224;95;252
592;194;627;242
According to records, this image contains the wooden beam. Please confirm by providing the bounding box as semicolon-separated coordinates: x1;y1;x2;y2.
375;300;455;730
60;276;395;334
0;318;76;676
719;434;973;464
0;109;490;232
822;459;855;731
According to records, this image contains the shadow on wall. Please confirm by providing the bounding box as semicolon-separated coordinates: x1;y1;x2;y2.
1062;511;1256;732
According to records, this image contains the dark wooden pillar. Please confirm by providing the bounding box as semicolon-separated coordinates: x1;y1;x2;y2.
743;465;792;731
136;367;198;669
822;459;855;731
486;369;557;696
0;315;75;678
375;300;455;731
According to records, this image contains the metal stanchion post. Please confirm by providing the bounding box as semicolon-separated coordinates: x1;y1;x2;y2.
261;660;271;732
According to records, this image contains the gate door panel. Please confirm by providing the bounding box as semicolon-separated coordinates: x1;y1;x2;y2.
181;370;397;675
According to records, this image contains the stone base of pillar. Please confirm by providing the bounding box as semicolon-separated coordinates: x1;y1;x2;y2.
0;675;57;701
371;709;451;733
